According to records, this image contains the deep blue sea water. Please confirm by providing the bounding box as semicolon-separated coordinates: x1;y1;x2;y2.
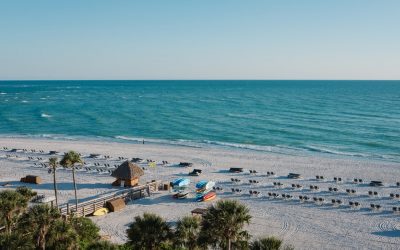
0;80;399;162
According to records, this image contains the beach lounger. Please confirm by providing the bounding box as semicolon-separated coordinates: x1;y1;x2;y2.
229;167;243;173
288;173;301;179
369;181;383;187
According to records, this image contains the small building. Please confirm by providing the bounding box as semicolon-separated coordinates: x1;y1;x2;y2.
106;198;126;212
21;175;42;184
111;161;144;187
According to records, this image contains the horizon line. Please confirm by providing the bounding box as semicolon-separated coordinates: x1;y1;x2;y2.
1;79;400;81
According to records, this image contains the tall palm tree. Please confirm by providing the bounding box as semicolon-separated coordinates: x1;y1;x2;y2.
60;151;83;212
0;190;28;235
126;213;172;250
18;204;61;250
48;157;59;207
199;200;252;250
174;216;201;250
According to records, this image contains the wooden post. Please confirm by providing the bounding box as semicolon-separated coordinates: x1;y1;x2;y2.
67;203;70;215
82;206;85;217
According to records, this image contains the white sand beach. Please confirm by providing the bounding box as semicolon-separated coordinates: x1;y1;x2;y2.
0;137;399;250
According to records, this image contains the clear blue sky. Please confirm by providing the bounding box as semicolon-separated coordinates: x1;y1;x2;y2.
0;0;399;80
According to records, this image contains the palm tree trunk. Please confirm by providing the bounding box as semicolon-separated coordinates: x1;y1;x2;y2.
6;214;12;235
53;169;58;207
72;167;78;211
227;239;231;250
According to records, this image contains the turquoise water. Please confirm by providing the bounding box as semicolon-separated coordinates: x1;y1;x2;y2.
0;80;399;162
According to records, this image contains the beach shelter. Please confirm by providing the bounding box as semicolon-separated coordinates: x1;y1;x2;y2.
111;161;144;187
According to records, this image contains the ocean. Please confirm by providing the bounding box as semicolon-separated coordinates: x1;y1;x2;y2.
0;80;399;162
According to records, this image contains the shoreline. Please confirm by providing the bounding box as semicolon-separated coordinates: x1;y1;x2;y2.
0;134;398;165
1;137;399;249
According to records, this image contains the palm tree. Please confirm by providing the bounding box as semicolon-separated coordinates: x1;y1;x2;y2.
46;219;78;250
86;241;120;250
250;237;283;250
60;151;83;211
174;216;201;250
126;213;172;250
0;190;28;235
15;186;37;202
199;200;252;250
69;217;100;249
18;204;61;250
48;157;59;207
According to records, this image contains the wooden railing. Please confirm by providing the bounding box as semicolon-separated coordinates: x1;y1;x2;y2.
59;180;161;217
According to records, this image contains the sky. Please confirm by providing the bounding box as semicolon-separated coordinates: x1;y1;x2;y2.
0;0;399;80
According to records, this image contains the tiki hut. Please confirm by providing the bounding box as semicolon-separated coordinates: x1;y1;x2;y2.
111;161;144;187
106;198;126;212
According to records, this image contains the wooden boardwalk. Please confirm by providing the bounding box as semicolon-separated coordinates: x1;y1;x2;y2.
59;180;161;217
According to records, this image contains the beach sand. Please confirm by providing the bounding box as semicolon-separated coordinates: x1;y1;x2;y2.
0;137;399;249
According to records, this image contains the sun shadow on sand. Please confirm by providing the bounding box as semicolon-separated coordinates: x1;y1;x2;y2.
0;181;118;191
372;230;400;237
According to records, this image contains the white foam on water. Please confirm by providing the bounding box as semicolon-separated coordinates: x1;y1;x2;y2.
41;113;52;118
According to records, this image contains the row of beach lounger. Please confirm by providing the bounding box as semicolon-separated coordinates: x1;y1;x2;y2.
230;169;400;188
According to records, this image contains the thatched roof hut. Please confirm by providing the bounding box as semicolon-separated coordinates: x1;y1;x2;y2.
111;161;144;187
